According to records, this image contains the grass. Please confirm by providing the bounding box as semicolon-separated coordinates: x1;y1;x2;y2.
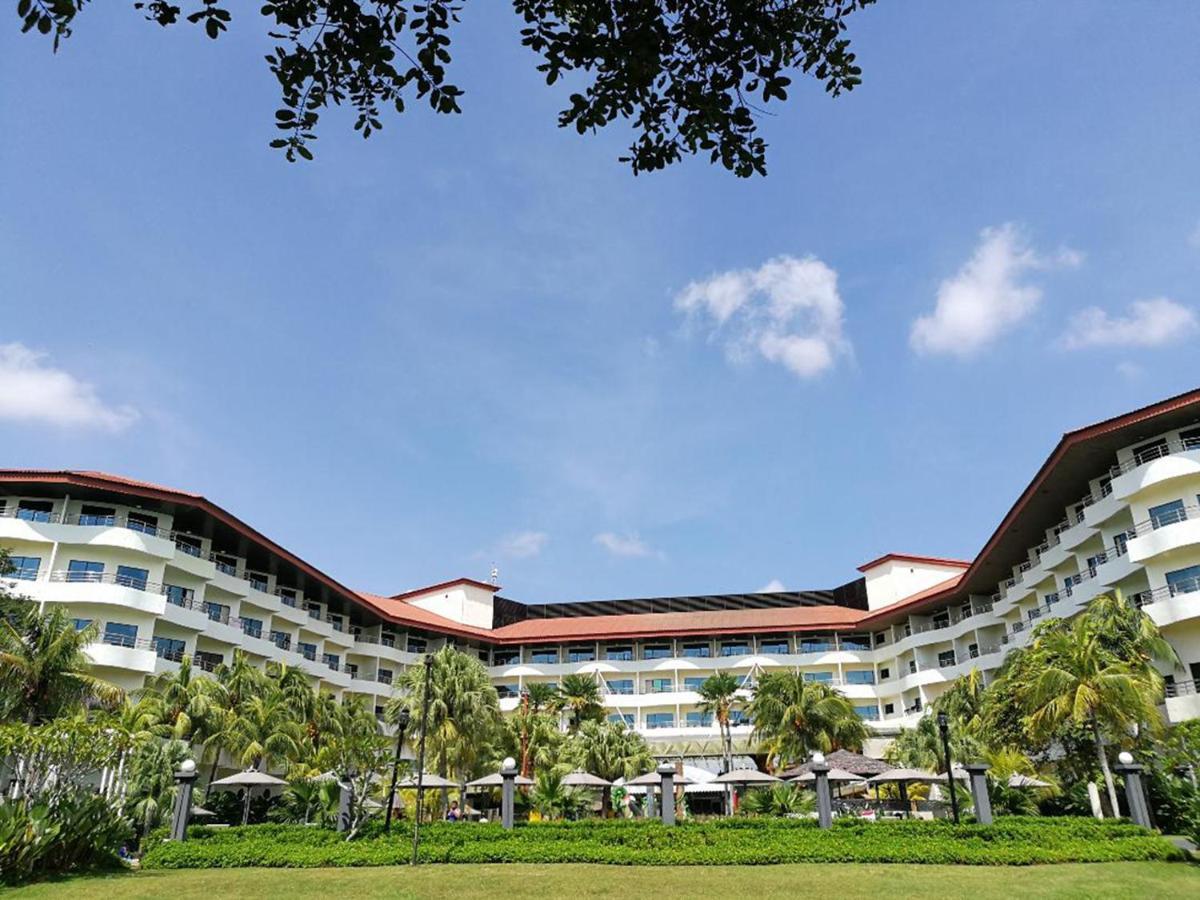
7;862;1199;899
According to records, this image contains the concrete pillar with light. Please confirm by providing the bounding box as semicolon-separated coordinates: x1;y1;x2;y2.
811;752;832;829
169;759;198;842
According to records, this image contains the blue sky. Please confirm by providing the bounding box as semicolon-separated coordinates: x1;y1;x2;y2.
2;3;1199;603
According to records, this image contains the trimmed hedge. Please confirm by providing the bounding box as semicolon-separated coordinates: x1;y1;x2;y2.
142;817;1186;868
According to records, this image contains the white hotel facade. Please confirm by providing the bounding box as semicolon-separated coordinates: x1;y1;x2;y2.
4;387;1200;758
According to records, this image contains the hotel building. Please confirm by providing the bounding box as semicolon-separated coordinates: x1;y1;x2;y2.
4;387;1200;758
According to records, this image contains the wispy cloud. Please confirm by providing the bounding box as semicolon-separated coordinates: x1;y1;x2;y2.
758;578;786;592
910;224;1081;357
593;531;662;559
494;530;549;559
0;342;138;431
1062;297;1198;349
675;255;851;379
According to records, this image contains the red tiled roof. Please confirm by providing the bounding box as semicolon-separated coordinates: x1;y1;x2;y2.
355;592;495;640
389;578;500;601
856;553;971;573
856;574;964;628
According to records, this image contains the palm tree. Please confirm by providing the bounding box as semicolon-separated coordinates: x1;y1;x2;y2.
1086;592;1179;674
556;673;604;731
528;769;587;820
566;719;653;816
697;672;742;775
140;656;212;740
0;605;122;724
746;671;867;770
228;690;304;823
524;681;558;713
739;782;815;817
1018;613;1164;816
504;700;563;779
124;738;189;846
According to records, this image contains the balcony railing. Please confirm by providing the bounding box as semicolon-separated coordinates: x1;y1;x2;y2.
1166;679;1198;698
1131;504;1200;538
97;633;153;650
49;570;166;594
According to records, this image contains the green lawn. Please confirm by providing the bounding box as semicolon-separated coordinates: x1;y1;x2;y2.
7;862;1198;899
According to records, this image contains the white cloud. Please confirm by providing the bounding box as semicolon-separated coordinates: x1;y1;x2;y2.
593;531;661;559
0;343;138;431
674;255;850;379
494;530;549;559
910;224;1080;357
758;579;786;593
1062;297;1198;349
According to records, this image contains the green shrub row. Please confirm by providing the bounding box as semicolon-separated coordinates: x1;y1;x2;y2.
142;817;1185;868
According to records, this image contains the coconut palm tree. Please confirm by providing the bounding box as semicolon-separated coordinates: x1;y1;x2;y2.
746;671;867;770
0;604;122;724
140;656;212;740
697;672;742;775
739;782;815;817
528;769;587;820
1018;613;1164;816
124;738;189;846
556;673;604;731
566;718;653;815
228;690;304;823
524;681;559;713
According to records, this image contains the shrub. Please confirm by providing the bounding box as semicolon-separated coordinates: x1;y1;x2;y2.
141;816;1185;869
0;791;133;885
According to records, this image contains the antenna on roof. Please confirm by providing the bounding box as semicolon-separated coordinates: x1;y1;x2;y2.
489;563;499;586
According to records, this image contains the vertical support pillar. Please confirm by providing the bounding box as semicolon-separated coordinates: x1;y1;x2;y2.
963;763;992;825
169;761;198;841
1113;757;1151;828
501;761;517;830
812;760;832;829
337;775;353;833
657;763;676;826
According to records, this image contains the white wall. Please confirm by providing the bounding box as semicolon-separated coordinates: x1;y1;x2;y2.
406;583;495;629
862;559;965;611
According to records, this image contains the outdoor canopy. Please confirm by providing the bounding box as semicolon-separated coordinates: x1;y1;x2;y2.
1008;773;1054;788
209;770;288;788
790;768;866;784
561;771;612;788
866;768;943;784
626;771;695;787
396;773;459;789
710;769;780;785
465;772;535;788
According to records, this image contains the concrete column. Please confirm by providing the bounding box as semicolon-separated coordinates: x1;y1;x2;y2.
812;761;832;829
963;763;992;825
169;764;198;841
1113;759;1151;828
337;776;353;833
657;763;676;826
501;761;517;830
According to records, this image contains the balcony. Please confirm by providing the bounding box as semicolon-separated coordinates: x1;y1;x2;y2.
1111;439;1200;501
1165;679;1200;723
37;571;168;615
1128;505;1200;564
1132;580;1200;628
86;635;157;673
0;508;178;558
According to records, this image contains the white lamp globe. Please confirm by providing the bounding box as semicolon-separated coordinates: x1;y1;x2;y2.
1117;751;1134;765
502;757;516;770
812;752;826;765
180;759;196;775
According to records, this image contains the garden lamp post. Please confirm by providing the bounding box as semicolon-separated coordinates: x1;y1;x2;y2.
810;752;833;829
169;759;198;841
384;706;412;834
1113;751;1151;828
937;712;960;824
501;757;518;830
411;653;435;866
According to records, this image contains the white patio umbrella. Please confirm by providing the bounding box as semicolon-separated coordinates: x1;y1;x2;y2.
466;771;534;788
561;771;612;788
1008;773;1054;789
397;772;459;789
710;769;780;785
626;770;695;786
209;770;289;788
790;768;865;784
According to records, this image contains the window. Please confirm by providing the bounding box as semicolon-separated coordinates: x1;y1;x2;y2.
800;637;834;654
605;645;633;661
6;555;41;580
374;705;386;718
72;618;92;631
269;630;291;651
839;634;871;651
1149;499;1187;529
406;638;427;654
153;636;186;661
380;631;396;648
567;647;595;663
194;651;223;672
932;612;950;629
683;676;706;691
241;617;263;639
328;614;344;632
728;710;748;726
345;663;358;679
477;649;489;661
968;642;980;659
855;705;880;721
165;584;194;607
16;500;53;522
883;702;895;715
378;668;393;685
607;679;634;695
642;644;671;660
127;511;159;535
645;713;675;729
247;573;269;592
67;559;104;583
531;649;559;664
879;667;890;680
681;643;711;658
213;554;238;576
493;650;520;666
720;642;749;657
874;632;887;646
496;684;519;699
305;603;322;620
103;622;138;648
298;642;317;661
759;639;789;654
908;660;917;675
202;601;229;624
1166;565;1200;597
175;535;202;557
686;711;713;727
276;588;297;607
644;678;673;694
322;653;340;671
608;713;635;727
938;650;957;668
845;670;875;685
803;671;833;683
1181;427;1200;450
78;504;116;527
1132;437;1169;465
115;565;149;590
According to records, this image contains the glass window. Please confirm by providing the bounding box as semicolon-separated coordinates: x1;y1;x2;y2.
874;632;887;646
607;679;634;695
194;651;223;672
126;512;159;535
879;667;890;680
800;638;834;653
298;642;317;660
645;713;675;729
681;643;711;658
175;535;203;557
643;644;671;660
213;554;238;576
115;565;149;590
17;500;53;522
78;505;116;527
152;636;186;661
1132;438;1169;465
1149;499;1187;529
605;646;633;661
883;703;895;715
720;642;749;657
855;705;880;721
493;650;520;666
683;677;706;691
531;649;559;664
241;617;263;639
380;632;396;648
6;555;41;580
322;653;339;671
66;560;104;582
759;639;789;654
406;638;427;654
378;668;393;685
247;573;269;592
845;670;875;685
1166;565;1200;597
608;713;634;727
202;601;229;624
803;671;833;683
72;618;92;631
839;634;871;651
103;622;138;648
165;584;194;607
938;650;957;668
644;678;673;693
686;711;713;727
327;614;344;632
269;630;291;651
729;710;748;726
567;647;595;663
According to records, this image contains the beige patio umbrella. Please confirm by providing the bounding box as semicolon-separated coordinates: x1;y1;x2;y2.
561;771;612;788
1008;773;1054;789
397;772;459;789
209;769;289;825
790;768;865;784
466;771;535;788
710;769;781;786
